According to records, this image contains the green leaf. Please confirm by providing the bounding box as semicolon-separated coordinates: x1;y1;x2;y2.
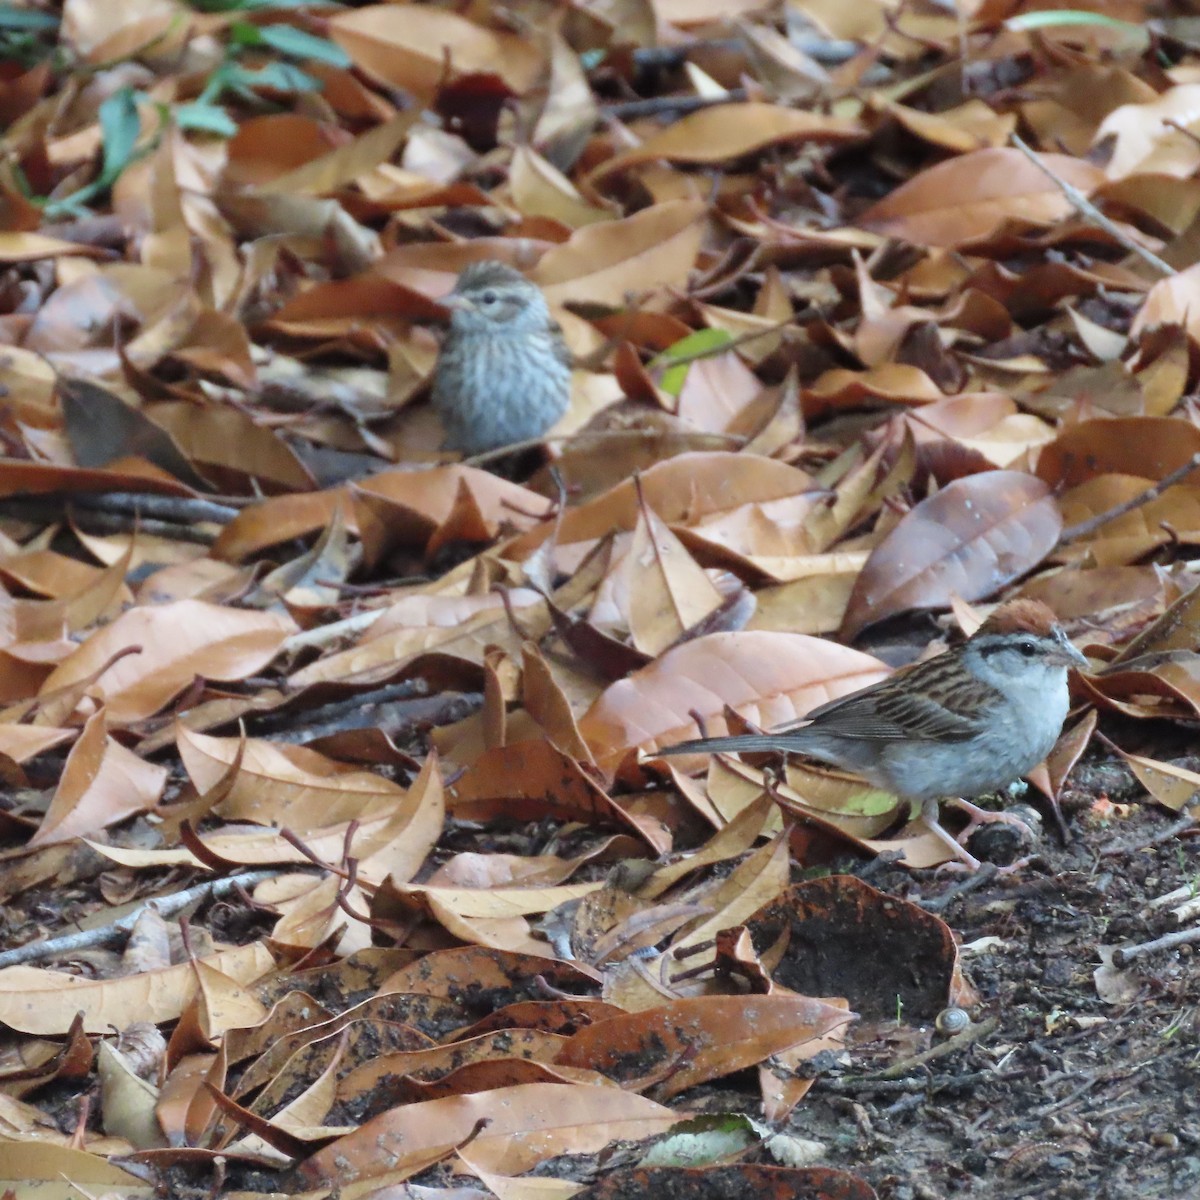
1004;9;1142;32
652;328;736;397
0;5;59;30
257;23;350;65
175;102;238;137
228;19;265;45
98;88;141;185
836;786;903;817
225;60;321;93
1003;10;1148;49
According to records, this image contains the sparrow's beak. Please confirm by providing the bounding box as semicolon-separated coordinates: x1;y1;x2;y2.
440;293;472;312
1050;627;1089;670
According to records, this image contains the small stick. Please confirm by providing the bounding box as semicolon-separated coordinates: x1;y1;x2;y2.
603;89;748;121
817;1068;1012;1095
879;1016;999;1079
282;607;389;653
461;428;745;469
1112;924;1200;968
1058;452;1200;544
0;868;296;970
630;39;858;71
919;862;999;912
1100;814;1197;857
72;493;242;524
1009;133;1173;277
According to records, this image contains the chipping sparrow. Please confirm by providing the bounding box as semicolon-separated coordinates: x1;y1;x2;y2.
660;600;1088;870
432;261;572;456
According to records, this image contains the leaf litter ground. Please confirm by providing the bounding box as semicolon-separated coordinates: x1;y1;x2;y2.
7;1;1200;1198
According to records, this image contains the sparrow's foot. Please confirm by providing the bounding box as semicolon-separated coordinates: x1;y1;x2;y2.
933;854;1034;878
945;798;1034;846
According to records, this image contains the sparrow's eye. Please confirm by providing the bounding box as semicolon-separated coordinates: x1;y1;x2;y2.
1018;641;1037;657
480;290;497;305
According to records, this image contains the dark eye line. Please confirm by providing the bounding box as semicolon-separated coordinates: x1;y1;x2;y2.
979;639;1041;658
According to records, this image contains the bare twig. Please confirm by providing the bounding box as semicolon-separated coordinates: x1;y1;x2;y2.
0;869;298;969
630;38;859;71
1009;133;1173;277
1058;452;1200;544
880;1016;999;1079
0;498;222;544
73;492;242;523
1101;814;1197;857
603;89;748;121
282;607;389;653
918;862;999;912
817;1068;1010;1095
1112;924;1200;968
460;428;745;469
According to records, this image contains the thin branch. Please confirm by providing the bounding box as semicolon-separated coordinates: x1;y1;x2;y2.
1100;814;1197;857
1112;924;1200;968
73;492;242;523
918;862;999;912
603;89;748;122
282;607;389;653
879;1016;1000;1079
0;499;222;544
630;38;858;71
460;428;745;469
1058;452;1200;544
0;869;298;969
1009;133;1173;277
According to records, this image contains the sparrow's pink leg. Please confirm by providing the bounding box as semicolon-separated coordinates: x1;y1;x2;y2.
946;798;1034;846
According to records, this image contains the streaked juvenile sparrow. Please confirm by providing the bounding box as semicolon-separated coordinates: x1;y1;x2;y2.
660;600;1088;869
432;260;572;456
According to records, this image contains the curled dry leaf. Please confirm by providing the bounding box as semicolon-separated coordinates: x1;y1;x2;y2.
28;709;167;848
744;876;964;1022
0;944;275;1036
176;726;415;830
506;452;815;561
860;147;1106;247
36;600;297;725
588;103;863;183
1057;477;1200;566
579;631;889;773
1036;416;1200;487
533;199;709;314
554;994;854;1098
840;470;1062;637
294;1081;677;1185
329;4;542;99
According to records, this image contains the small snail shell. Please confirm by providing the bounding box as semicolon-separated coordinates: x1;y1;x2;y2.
935;1007;970;1036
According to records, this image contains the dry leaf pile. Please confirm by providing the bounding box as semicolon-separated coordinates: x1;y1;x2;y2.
3;0;1200;1197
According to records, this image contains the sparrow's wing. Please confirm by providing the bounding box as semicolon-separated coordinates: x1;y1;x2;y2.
789;655;999;743
547;319;573;370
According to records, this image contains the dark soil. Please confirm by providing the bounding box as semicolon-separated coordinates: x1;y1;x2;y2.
790;804;1200;1200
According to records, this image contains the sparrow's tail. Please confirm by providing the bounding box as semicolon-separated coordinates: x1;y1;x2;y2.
656;734;789;757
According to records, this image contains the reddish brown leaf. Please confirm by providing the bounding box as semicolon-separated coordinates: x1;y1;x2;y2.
841;471;1062;637
579;631;889;773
